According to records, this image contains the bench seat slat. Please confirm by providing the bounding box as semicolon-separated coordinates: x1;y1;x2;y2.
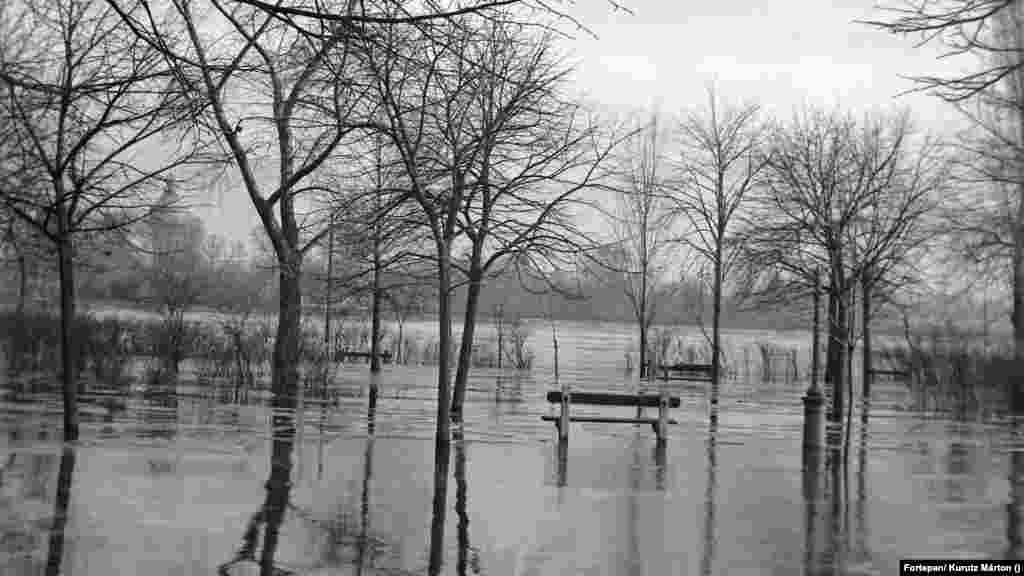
545;391;681;408
541;415;678;425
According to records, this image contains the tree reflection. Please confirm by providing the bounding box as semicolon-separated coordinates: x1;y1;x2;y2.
823;445;847;576
653;436;667;491
44;444;76;576
219;394;296;576
803;439;852;576
1007;421;1024;560
555;438;568;489
701;408;718;576
853;402;871;565
453;427;481;576
624;431;643;576
356;388;378;576
803;442;823;576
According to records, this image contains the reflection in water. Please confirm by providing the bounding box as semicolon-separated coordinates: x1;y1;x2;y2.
357;391;377;576
944;424;976;505
1007;422;1024;560
853;403;870;566
453;428;480;576
6;348;1024;575
555;439;568;489
625;431;643;576
218;394;296;576
142;382;179;441
803;443;823;576
654;439;666;491
701;408;718;576
824;446;846;576
44;444;76;576
803;435;855;576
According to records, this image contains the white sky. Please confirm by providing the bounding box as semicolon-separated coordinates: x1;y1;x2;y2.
196;0;977;250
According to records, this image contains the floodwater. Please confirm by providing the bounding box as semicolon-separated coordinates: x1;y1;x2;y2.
1;324;1021;575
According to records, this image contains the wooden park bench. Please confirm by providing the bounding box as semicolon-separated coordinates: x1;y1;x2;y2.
655;362;713;382
541;390;680;442
868;367;911;379
335;349;393;364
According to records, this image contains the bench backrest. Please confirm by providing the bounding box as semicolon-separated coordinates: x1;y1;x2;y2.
546;391;681;408
665;363;712;373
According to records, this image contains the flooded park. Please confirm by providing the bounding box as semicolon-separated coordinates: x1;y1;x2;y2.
1;319;1021;575
6;0;1024;573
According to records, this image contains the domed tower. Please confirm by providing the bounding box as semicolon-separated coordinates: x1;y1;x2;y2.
150;181;187;272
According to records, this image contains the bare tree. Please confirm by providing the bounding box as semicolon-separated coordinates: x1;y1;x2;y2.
672;87;765;403
108;0;377;407
862;0;1024;364
362;16;477;573
596;113;674;381
446;19;621;419
146;183;210;375
740;108;939;428
324;139;431;377
362;10;621;570
0;0;199;440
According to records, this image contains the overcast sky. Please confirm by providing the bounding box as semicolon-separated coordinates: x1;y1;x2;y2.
197;0;976;250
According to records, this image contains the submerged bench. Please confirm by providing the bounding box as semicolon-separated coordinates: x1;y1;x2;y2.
335;349;393;363
542;390;680;442
868;367;911;379
652;362;713;382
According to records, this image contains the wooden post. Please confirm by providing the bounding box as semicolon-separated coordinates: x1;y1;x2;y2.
556;436;569;487
555;323;568;443
658;388;669;442
324;212;334;395
558;389;569;443
640;346;655;418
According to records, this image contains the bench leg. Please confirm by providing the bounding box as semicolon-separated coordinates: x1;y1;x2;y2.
556;437;569;486
558;395;570;443
657;393;669;441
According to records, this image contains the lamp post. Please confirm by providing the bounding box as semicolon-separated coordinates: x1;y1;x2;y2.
803;268;826;451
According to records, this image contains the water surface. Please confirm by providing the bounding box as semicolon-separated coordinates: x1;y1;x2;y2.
1;331;1020;575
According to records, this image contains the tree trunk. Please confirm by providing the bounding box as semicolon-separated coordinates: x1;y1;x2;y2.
826;278;847;424
325;216;334;364
16;253;27;318
370;242;383;375
428;246;453;576
862;278;872;401
1015;198;1024;412
847;283;856;403
454;428;470;576
711;256;723;406
639;321;648;380
451;257;483;420
11;252;27;375
44;445;76;576
57;226;79;442
260;396;295;576
496;306;503;370
273;253;302;400
396;318;405;365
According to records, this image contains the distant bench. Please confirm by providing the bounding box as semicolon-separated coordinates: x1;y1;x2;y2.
868;367;911;379
645;362;713;382
334;349;393;363
542;390;680;442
